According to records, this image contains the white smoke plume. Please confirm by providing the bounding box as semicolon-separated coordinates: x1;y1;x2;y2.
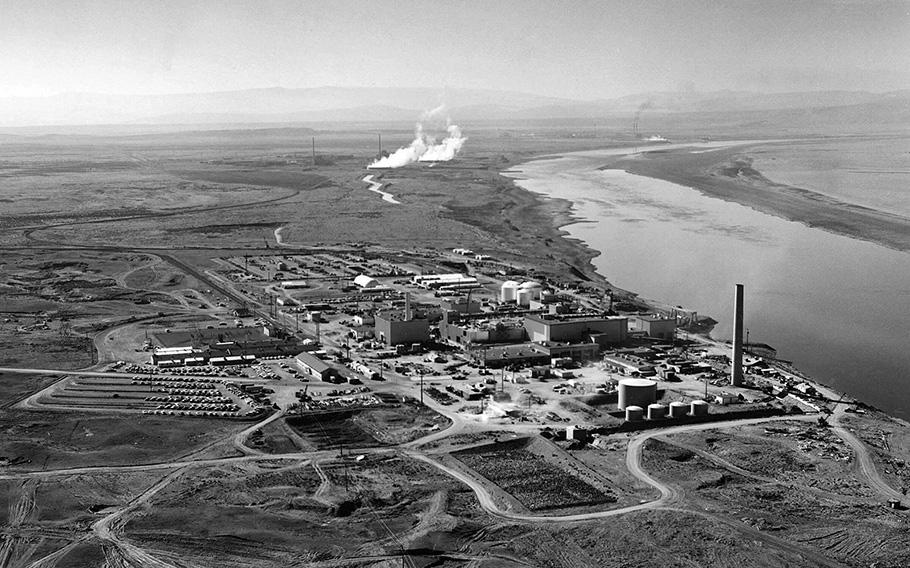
368;113;467;169
418;123;466;162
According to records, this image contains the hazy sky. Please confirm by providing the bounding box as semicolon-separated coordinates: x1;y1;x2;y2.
2;0;909;99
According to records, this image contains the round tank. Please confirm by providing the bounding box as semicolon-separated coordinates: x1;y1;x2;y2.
516;288;533;307
500;281;519;302
617;378;657;410
647;403;667;420
690;400;710;416
519;281;542;301
625;405;644;422
669;401;688;418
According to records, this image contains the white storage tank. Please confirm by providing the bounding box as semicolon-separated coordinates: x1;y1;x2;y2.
500;281;520;302
519;280;542;300
625;405;644;422
669;401;688;418
617;378;658;410
647;403;667;420
690;400;710;416
516;288;534;307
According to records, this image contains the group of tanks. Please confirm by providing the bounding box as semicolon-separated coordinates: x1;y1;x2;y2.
617;377;710;422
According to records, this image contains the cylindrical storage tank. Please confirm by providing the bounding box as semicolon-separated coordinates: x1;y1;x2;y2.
519;281;542;300
647;403;667;420
669;401;688;418
516;288;533;307
617;378;657;410
690;400;710;416
500;281;519;302
625;405;644;422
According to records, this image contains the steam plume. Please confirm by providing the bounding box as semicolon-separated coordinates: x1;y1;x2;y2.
368;112;467;169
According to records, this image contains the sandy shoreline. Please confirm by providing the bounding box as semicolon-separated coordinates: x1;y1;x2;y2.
611;144;910;253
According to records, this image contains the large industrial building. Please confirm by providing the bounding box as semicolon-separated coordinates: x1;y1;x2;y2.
411;273;479;290
150;326;302;366
375;310;430;346
439;318;526;345
523;314;628;346
628;314;677;340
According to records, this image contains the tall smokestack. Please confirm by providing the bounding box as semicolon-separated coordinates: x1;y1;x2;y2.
311;136;316;166
732;284;744;386
378;133;382;160
405;292;411;321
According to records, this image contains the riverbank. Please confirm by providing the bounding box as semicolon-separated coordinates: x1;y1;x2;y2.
499;140;910;421
608;142;910;253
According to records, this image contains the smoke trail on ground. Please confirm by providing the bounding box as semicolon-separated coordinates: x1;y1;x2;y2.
368;111;467;168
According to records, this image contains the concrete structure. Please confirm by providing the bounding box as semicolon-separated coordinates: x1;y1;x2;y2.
732;284;745;386
524;314;628;347
412;273;478;289
617;378;658;410
280;280;308;289
500;281;520;302
375;310;430;346
440;319;526;345
625;405;644;421
353;314;374;326
629;314;677;340
690;400;710;416
647;403;667;420
668;401;688;418
295;351;340;382
469;343;550;368
534;341;600;362
566;425;589;442
441;296;481;314
150;327;302;364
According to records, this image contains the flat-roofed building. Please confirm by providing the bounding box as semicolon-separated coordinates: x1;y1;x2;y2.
523;314;628;347
629;314;677;340
411;273;478;289
375;311;430;346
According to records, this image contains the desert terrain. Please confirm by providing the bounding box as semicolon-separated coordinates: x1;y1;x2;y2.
1;125;909;568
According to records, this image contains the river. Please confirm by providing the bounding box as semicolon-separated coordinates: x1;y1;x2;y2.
503;141;910;420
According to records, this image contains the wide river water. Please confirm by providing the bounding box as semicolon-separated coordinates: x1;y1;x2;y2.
504;140;910;420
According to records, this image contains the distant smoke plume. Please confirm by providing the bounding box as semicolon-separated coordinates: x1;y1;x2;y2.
632;100;654;138
368;110;467;169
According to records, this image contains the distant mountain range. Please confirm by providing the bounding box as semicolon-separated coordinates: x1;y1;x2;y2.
1;86;908;130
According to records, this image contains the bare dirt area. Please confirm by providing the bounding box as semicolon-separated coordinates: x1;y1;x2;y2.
124;455;482;566
640;430;910;567
286;401;450;450
0;411;244;471
841;410;910;493
474;509;837;568
0;373;62;409
453;436;617;513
